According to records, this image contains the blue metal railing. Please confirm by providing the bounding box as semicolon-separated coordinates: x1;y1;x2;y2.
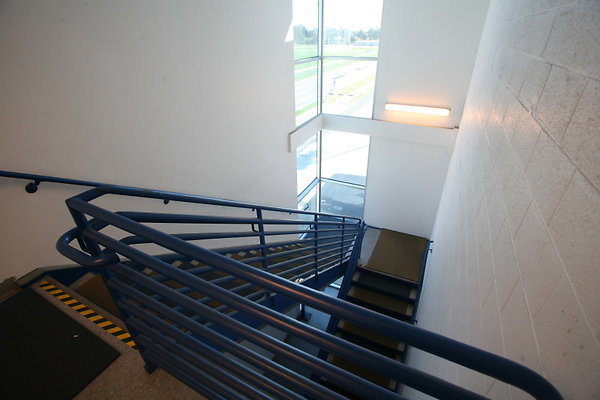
51;184;563;400
1;170;563;399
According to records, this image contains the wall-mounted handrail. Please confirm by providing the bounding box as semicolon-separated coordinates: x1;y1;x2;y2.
0;170;104;193
0;170;361;221
56;184;562;400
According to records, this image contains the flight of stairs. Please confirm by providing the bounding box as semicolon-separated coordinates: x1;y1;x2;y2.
314;228;429;398
319;267;420;396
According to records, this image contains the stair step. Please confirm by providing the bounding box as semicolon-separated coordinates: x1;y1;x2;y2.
326;354;395;390
365;229;428;282
348;286;413;314
336;321;404;352
353;269;417;301
345;296;412;322
356;266;419;288
336;329;404;359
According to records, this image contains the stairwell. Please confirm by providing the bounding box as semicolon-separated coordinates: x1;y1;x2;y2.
0;182;564;400
1;225;427;399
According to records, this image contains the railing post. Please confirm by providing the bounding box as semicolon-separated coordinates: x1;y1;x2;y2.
68;208;102;256
255;209;268;270
340;217;346;266
255;208;274;305
313;215;319;280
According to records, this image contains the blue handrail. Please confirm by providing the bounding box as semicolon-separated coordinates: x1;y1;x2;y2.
55;184;562;400
0;170;104;193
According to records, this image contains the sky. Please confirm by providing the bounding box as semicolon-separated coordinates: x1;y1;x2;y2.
293;0;384;30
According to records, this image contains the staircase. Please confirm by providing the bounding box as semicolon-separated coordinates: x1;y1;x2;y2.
321;268;417;394
44;184;563;400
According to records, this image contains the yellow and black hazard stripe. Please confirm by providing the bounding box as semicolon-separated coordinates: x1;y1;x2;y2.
38;280;137;350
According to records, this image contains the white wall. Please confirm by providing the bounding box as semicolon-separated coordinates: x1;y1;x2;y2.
0;0;297;280
374;0;489;128
364;137;451;238
322;115;455;238
406;0;600;399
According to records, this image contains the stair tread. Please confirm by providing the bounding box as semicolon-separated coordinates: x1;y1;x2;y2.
346;297;412;322
337;321;404;351
326;355;395;389
336;329;404;359
355;267;419;288
348;287;413;314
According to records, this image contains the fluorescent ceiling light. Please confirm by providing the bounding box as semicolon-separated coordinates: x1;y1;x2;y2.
385;103;451;116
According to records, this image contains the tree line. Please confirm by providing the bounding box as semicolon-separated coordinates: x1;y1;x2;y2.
294;25;380;45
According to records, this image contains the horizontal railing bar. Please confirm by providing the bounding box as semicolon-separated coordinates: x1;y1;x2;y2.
133;327;275;400
118;211;358;226
161;250;350;317
129;316;306;400
140;338;241;400
186;258;346;333
66;198;561;399
169;243;351;293
113;279;347;400
147;238;354;282
208;234;355;259
239;242;352;271
121;228;351;245
91;231;483;400
74;184;361;222
107;265;400;400
142;352;227;400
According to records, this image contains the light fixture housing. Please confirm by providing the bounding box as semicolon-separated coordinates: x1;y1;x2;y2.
384;103;451;116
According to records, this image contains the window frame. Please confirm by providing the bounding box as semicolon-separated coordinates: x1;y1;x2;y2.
293;0;382;126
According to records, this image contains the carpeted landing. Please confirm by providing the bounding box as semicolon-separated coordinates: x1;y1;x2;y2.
0;287;120;400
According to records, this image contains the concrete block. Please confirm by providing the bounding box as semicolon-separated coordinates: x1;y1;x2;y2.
533;276;600;400
478;232;496;306
507;52;530;95
514;10;556;56
549;172;600;341
562;79;600;188
524;131;576;222
543;0;600;79
486;180;507;244
502;164;533;233
535;66;586;141
514;204;565;316
519;58;551;111
500;281;543;374
492;220;520;307
509;110;542;170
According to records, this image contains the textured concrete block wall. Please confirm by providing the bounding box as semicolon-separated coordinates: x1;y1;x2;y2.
405;1;599;399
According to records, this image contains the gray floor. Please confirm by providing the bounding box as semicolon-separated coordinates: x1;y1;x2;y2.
32;282;206;400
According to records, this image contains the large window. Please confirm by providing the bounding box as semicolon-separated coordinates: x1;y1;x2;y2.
296;131;370;219
292;0;320;126
292;0;383;125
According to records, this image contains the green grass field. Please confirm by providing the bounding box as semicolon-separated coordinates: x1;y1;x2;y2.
294;45;378;122
294;44;379;60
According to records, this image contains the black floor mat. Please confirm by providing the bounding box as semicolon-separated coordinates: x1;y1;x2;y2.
0;287;120;399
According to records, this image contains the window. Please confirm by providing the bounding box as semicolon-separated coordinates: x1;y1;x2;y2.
296;131;370;219
292;0;320;126
292;0;383;125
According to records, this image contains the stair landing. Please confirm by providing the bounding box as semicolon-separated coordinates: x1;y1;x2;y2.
363;228;428;282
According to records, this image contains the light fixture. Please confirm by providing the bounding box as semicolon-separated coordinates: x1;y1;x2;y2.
384;103;451;116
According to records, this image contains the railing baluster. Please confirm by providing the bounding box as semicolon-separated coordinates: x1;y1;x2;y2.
52;184;563;400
